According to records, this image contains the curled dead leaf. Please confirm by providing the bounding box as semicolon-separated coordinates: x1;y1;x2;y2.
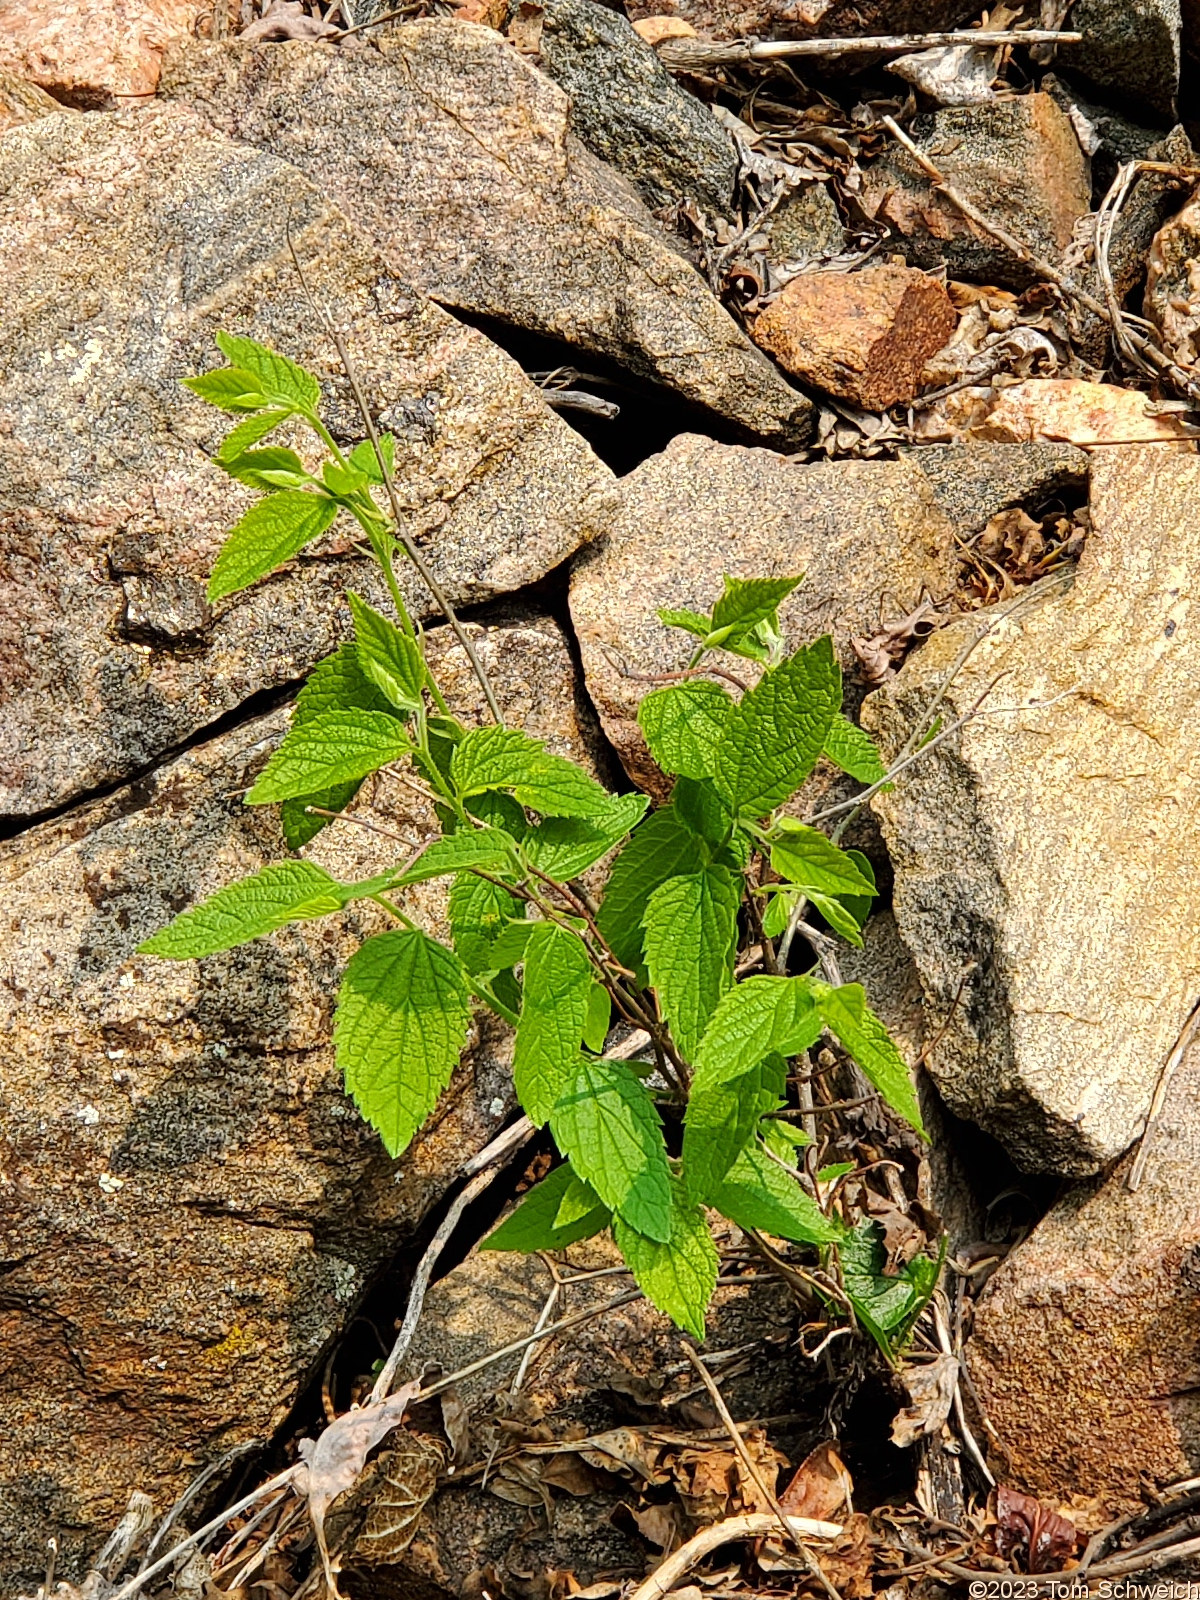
890;1352;959;1448
778;1441;853;1523
994;1484;1078;1574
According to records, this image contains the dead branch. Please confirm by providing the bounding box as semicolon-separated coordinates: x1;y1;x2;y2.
658;28;1080;70
627;1511;844;1600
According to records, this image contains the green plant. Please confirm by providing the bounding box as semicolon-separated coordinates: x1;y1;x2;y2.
140;331;936;1350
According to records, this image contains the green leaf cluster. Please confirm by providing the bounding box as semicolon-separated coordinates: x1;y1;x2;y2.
142;331;932;1349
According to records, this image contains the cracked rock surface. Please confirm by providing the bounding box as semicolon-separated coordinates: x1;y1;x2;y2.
0;614;597;1586
0;102;614;821
864;447;1200;1176
159;26;813;447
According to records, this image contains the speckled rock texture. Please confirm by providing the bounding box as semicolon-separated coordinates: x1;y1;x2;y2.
0;613;597;1592
536;0;737;215
159;28;813;447
624;0;977;43
0;69;66;131
903;442;1089;540
0;0;212;107
967;1034;1200;1518
0;103;614;821
568;435;959;793
864;447;1200;1176
861;96;1092;288
1068;0;1180;122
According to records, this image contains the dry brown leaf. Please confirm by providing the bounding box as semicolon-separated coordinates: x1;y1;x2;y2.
490;1454;551;1510
622;1499;681;1552
969;379;1196;446
507;1;543;52
539;1452;602;1497
994;1484;1078;1573
778;1441;853;1523
440;1387;471;1462
575;1427;668;1485
451;0;508;26
240;0;339;40
821;1513;876;1598
352;1433;444;1564
890;1353;959;1448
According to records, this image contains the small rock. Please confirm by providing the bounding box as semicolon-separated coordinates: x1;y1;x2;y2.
0;103;614;819
0;0;213;108
886;43;998;106
536;0;737;215
161;28;813;448
0;611;597;1592
766;184;847;266
967;379;1195;446
0;70;65;132
863;446;1200;1174
1067;0;1181;123
625;0;976;43
568;435;958;792
1145;183;1200;370
861;96;1092;289
905;442;1088;541
752;264;958;411
967;1030;1200;1516
632;13;698;42
1043;70;1175;176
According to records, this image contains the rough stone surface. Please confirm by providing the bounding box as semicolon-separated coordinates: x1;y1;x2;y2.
752;264;957;410
625;0;976;43
904;442;1090;540
0;0;210;107
863;447;1200;1175
861;96;1092;289
1067;0;1180;123
767;183;847;266
1145;186;1200;371
398;1237;804;1594
568;435;959;792
161;28;813;448
0;611;597;1592
0;104;614;821
967;1035;1200;1518
0;69;66;131
536;0;737;215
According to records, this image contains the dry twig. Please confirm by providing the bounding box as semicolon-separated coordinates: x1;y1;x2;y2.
658;27;1080;69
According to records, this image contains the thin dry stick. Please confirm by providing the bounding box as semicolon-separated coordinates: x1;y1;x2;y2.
285;231;505;724
1127;997;1200;1192
371;1116;535;1402
658;27;1079;69
681;1348;843;1600
627;1512;843;1600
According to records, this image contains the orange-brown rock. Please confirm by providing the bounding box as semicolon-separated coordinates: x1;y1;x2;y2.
0;0;218;108
753;264;957;411
0;69;64;131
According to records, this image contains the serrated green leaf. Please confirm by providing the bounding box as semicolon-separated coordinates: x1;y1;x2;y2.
596;804;699;974
208;490;338;602
671;775;733;850
138;861;342;958
644;866;739;1059
448;873;525;974
323;459;370;498
335;930;470;1157
823;713;888;784
452;727;612;818
523;793;648;881
839;1221;941;1358
612;1182;718;1340
713;639;841;818
246;709;414;805
818;1160;856;1183
217;445;308;493
657;606;712;638
816;982;925;1134
183;366;270;413
481;1163;610;1253
347;592;425;712
488;918;535;972
348;433;396;484
638;681;734;780
805;892;863;947
215;409;292;460
396;828;513;886
770;822;876;899
710;574;801;639
838;851;877;930
214;331;321;411
513;923;594;1125
294;643;398;726
550;1056;671;1242
553;1171;606;1230
761;888;794;940
583;982;611;1053
682;1053;788;1204
281;781;362;850
713;1140;842;1245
